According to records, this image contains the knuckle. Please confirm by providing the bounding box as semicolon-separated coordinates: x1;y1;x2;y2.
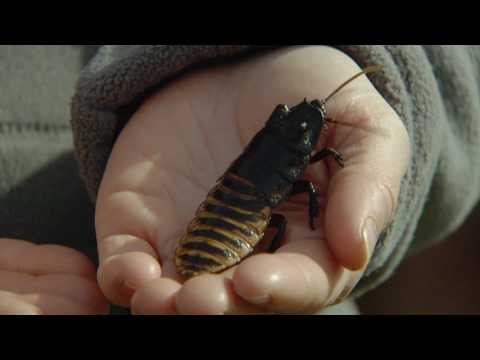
376;179;399;225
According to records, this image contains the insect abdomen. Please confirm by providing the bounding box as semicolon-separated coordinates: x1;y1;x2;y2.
175;172;271;278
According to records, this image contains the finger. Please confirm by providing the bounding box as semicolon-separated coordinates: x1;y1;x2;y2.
233;248;339;314
0;270;109;314
229;208;365;312
95;185;166;307
0;291;41;315
131;278;181;315
21;293;103;315
175;273;265;315
97;234;160;263
324;94;410;271
97;251;161;308
322;266;364;307
326;172;398;271
232;219;362;314
96;235;161;307
96;233;162;309
0;239;96;279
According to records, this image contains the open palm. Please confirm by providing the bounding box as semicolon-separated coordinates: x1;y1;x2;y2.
95;46;410;314
0;239;108;315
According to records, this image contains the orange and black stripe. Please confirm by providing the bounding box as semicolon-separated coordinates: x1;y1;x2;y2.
175;172;271;278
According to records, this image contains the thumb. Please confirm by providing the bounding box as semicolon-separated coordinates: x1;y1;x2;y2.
326;169;399;271
324;99;410;271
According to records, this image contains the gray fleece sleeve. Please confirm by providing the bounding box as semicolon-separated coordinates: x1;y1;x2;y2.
70;45;480;297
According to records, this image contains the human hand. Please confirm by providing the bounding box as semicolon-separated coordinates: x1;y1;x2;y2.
95;46;410;314
0;238;109;315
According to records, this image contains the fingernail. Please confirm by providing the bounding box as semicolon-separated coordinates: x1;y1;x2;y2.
332;285;354;306
361;217;379;267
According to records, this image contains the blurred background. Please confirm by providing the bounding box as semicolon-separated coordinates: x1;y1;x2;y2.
359;205;480;314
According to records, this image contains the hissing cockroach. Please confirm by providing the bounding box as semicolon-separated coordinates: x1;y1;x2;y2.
175;65;383;279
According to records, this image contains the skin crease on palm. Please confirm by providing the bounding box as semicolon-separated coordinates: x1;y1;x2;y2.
95;46;410;315
0;239;109;315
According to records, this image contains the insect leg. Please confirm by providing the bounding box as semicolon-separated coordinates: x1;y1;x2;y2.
289;180;319;230
310;147;345;168
267;213;287;252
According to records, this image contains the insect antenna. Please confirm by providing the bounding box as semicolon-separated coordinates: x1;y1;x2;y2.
321;64;387;135
303;65;384;130
324;118;388;136
323;64;383;104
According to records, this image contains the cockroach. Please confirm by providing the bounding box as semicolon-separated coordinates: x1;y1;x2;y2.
175;65;383;279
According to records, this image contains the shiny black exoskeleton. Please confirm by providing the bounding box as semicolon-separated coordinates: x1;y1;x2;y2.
229;98;344;236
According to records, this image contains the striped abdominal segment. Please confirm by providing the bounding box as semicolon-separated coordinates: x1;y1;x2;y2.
175;172;271;278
